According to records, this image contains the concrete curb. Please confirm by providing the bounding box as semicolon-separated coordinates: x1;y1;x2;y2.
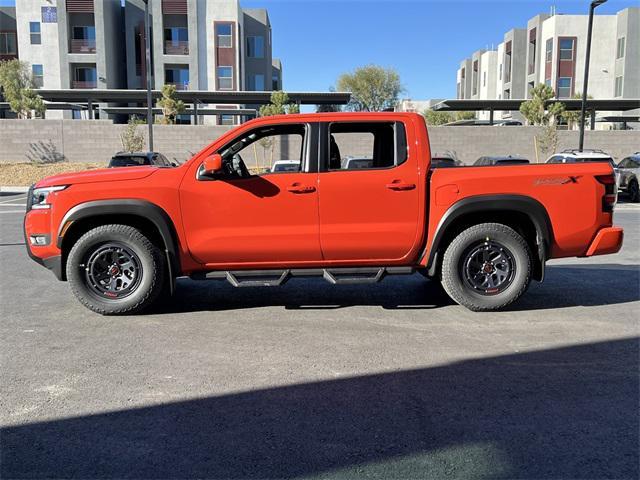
0;186;30;193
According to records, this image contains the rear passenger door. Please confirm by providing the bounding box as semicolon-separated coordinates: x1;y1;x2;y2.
317;120;421;263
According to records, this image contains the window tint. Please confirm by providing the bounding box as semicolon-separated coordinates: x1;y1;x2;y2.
217;66;233;89
246;36;264;58
557;77;572;98
327;122;407;171
216;23;232;47
616;37;625;59
559;38;574;60
32;64;43;88
30;22;41;44
218;124;306;176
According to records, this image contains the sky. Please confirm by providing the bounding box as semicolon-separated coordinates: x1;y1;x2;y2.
1;0;636;100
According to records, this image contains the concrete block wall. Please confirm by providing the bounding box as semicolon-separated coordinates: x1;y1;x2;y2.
1;120;639;166
428;126;640;164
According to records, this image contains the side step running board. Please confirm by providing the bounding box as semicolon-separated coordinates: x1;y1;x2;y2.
191;266;414;287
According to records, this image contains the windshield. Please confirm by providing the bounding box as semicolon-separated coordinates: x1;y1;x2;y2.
110;156;150;167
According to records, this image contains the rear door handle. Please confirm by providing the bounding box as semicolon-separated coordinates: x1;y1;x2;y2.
386;180;416;191
287;183;316;194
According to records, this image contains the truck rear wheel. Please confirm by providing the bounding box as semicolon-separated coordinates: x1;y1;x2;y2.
66;224;166;315
440;223;532;311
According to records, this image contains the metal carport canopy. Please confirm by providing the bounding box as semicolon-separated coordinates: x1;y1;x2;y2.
432;99;640;111
33;89;352;105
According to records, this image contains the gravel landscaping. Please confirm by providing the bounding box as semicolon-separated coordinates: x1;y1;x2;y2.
0;162;106;186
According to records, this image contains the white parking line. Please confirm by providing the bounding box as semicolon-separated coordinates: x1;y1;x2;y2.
0;210;26;214
0;197;27;204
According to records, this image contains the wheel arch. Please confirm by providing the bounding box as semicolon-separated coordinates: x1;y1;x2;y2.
425;195;553;282
57;200;181;283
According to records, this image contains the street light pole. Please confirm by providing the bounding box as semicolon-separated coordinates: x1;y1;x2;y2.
579;0;607;152
143;0;154;151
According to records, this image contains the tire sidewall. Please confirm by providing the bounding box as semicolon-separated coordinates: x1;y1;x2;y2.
442;224;531;311
66;227;163;314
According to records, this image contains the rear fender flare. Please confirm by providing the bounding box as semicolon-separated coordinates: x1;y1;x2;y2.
425;195;553;281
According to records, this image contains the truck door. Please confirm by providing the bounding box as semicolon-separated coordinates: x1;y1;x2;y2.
317;120;422;262
179;122;322;266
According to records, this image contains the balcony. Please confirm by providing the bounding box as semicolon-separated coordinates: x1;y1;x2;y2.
164;40;189;55
166;82;188;90
70;38;96;53
72;80;97;89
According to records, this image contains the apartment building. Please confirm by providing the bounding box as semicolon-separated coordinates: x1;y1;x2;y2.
0;6;18;62
457;7;640;125
15;0;125;119
124;0;281;124
13;0;282;123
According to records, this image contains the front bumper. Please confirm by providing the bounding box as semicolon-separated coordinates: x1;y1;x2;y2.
23;215;64;280
582;226;624;257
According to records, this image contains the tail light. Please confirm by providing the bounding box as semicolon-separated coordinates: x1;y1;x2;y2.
595;174;617;213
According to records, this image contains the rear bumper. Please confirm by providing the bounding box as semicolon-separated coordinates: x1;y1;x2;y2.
583;226;624;257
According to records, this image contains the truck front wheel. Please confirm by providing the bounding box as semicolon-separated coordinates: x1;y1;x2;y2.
441;223;532;311
66;224;166;315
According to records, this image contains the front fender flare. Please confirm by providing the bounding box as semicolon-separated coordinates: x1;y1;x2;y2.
57;199;181;280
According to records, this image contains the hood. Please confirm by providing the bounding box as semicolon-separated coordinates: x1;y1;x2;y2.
35;166;157;187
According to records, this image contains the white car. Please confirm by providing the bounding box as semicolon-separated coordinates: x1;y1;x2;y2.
545;149;615;167
270;160;301;173
615;153;640;203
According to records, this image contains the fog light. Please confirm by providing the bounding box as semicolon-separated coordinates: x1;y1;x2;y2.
29;235;49;246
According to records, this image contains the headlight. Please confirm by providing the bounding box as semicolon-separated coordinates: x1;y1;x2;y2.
29;185;67;210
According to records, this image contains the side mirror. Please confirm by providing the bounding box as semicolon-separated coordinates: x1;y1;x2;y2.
202;154;223;176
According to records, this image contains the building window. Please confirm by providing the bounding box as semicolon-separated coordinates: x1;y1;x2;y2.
504;41;512;83
545;38;553;62
498;63;502;80
615;76;623;97
472;60;478;95
246;36;264;58
557;77;572;98
165;66;189;89
32;64;43;88
247;73;264;91
219;114;234;125
545;78;551;87
30;22;41;45
528;28;537;74
503;89;510;99
216;23;232;48
616;37;625;59
164;26;188;54
0;32;17;55
482;71;486;87
71;26;96;53
559;38;574;60
73;66;97;88
217;66;233;89
272;73;279;90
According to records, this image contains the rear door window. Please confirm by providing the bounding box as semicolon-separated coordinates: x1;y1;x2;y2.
325;122;407;171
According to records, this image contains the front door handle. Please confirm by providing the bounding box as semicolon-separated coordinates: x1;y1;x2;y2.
287;183;316;194
386;180;416;191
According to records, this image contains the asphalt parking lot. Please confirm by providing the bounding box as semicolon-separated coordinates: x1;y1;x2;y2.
1;191;639;479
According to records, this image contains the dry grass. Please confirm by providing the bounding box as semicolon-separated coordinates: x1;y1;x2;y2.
0;162;106;186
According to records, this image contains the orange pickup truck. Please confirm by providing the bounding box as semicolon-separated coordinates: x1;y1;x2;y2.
24;112;623;314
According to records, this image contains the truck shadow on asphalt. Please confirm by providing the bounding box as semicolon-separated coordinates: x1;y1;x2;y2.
2;338;638;479
154;263;639;313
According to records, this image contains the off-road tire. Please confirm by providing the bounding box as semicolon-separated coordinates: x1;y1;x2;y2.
441;223;532;311
66;224;166;315
628;178;640;203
